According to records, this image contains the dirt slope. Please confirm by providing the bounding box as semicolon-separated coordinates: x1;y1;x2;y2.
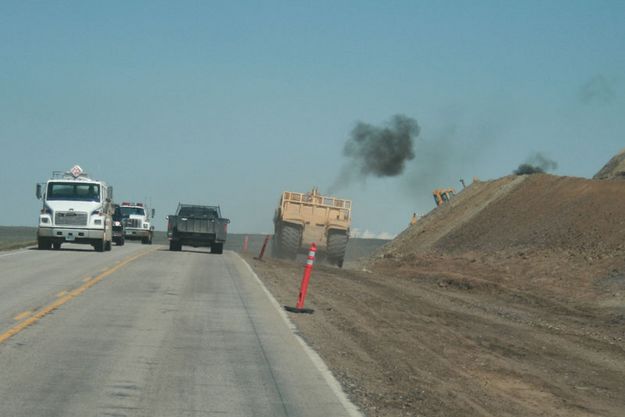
594;147;625;180
376;175;528;255
374;174;625;300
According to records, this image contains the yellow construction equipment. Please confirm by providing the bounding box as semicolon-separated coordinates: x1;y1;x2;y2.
433;188;455;207
273;187;351;267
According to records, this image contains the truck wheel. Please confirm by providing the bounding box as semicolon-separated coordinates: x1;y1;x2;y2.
277;224;301;260
38;238;51;250
212;243;224;254
52;242;62;250
327;230;348;268
169;241;181;251
105;241;112;251
94;240;105;252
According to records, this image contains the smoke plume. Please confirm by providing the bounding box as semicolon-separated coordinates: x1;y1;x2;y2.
514;152;558;175
330;115;420;191
579;75;616;105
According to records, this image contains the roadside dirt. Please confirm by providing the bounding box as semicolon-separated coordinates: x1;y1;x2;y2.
243;173;625;417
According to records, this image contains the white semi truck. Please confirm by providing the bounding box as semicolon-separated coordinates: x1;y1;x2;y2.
36;165;114;252
116;202;154;244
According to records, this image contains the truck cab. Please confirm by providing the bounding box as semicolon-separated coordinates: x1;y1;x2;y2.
36;165;114;252
117;202;154;244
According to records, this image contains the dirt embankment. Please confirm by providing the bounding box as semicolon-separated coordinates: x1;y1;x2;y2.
246;173;625;417
375;174;625;301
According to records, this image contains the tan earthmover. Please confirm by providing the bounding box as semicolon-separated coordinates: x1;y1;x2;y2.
273;187;352;267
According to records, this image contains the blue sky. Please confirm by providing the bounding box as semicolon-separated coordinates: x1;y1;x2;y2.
1;1;624;235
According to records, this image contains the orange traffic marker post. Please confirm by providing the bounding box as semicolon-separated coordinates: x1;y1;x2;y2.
285;242;316;314
254;235;271;260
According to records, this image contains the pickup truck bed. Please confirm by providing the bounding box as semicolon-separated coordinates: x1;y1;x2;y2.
167;204;229;254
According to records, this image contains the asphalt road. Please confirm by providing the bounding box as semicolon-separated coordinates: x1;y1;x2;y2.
0;243;360;417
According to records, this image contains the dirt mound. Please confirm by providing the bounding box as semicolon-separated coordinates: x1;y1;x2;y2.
377;175;528;257
594;147;625;179
374;174;625;299
380;174;625;257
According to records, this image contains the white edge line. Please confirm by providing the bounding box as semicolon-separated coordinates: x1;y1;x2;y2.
234;252;363;417
0;248;34;258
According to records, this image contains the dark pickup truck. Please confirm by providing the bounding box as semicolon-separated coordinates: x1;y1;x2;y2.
167;203;230;253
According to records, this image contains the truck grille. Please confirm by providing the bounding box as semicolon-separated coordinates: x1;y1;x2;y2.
125;218;141;228
55;211;88;226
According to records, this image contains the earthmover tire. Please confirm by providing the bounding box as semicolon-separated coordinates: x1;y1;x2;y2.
327;230;348;268
278;223;301;260
212;242;224;254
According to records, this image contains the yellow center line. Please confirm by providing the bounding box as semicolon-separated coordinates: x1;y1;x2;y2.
56;291;67;298
13;311;33;321
0;250;153;345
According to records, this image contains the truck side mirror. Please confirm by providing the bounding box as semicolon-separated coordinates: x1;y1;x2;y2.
107;186;113;200
36;183;42;200
165;215;169;221
151;209;155;218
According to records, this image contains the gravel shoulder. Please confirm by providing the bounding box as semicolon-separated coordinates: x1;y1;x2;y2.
245;252;625;417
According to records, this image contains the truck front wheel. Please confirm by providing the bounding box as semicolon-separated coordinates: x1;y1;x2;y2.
94;239;105;252
38;238;52;250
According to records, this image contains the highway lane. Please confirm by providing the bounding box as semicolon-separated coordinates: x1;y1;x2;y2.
0;244;150;334
0;245;360;417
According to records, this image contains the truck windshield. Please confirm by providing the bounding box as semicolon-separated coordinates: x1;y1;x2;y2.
47;182;100;202
118;207;145;217
178;206;218;218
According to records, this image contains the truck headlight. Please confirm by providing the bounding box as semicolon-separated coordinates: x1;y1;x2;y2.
143;223;149;229
94;219;102;225
40;216;50;224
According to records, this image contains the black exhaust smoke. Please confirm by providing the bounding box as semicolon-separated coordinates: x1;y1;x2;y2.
514;153;558;175
329;114;420;191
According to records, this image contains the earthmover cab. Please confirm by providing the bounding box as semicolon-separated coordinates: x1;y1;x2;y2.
273;187;351;267
433;188;455;207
